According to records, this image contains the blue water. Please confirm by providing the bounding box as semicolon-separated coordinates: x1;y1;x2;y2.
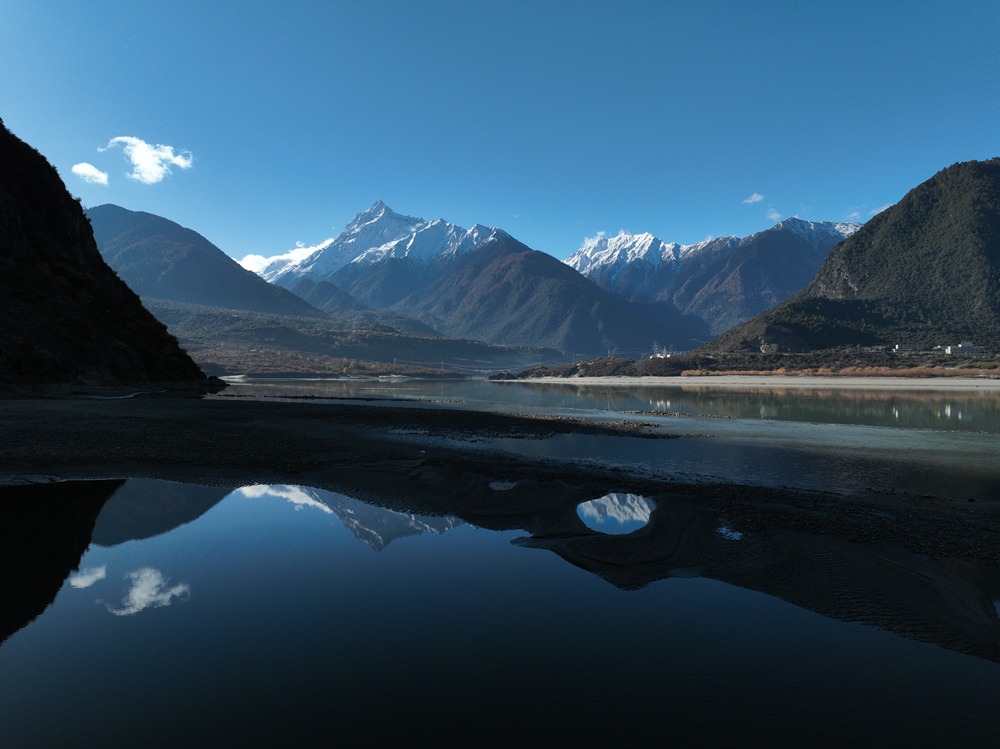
1;481;998;747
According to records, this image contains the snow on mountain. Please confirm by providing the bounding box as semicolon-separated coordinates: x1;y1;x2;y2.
565;219;860;280
774;217;861;251
244;201;502;287
566;231;682;276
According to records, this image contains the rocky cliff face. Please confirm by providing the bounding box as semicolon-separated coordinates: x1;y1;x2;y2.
0;119;206;387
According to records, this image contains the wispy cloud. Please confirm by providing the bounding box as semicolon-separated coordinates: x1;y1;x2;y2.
869;204;892;216
102;568;190;616
766;207;782;221
71;163;109;186
69;565;107;589
239;238;333;274
742;192;764;204
102;136;193;184
847;210;861;220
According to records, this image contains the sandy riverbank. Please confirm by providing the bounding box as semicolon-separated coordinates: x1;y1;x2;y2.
522;375;1000;390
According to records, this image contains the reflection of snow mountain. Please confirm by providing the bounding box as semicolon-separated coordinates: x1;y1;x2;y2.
238;485;462;551
577;493;654;529
577;493;654;535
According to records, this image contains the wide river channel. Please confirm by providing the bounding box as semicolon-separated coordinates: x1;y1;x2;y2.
1;377;998;747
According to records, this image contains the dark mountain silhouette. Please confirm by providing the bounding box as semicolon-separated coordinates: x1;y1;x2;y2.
353;234;710;355
0;120;205;387
86;204;328;318
706;158;1000;352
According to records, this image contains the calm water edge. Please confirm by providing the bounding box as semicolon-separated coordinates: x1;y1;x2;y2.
2;378;999;747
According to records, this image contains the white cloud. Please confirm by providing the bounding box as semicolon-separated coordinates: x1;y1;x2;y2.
847;211;861;220
742;192;764;204
103;136;193;184
766;207;782;221
238;239;333;274
870;204;892;216
71;163;109;186
103;568;190;616
69;565;107;589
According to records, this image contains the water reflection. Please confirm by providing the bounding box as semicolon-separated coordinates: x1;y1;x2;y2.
1;477;999;747
101;568;190;617
236;483;463;551
576;493;654;534
69;565;107;589
2;477;998;663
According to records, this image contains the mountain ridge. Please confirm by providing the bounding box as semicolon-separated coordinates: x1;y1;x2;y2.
565;218;860;334
0;121;206;387
705;157;1000;352
87;204;329;318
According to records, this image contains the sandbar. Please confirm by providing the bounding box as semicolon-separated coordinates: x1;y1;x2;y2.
521;375;1000;391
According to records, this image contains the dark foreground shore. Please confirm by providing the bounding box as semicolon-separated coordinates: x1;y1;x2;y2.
1;396;999;563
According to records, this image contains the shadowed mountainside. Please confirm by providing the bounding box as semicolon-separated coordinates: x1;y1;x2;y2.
0;120;206;387
706;158;1000;352
87;203;329;318
388;234;710;355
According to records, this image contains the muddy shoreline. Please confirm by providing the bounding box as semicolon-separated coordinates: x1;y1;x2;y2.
1;396;998;562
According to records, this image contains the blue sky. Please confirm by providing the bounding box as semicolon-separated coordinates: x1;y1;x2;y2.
2;1;998;260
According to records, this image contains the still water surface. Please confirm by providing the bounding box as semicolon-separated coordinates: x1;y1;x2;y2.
1;479;998;747
3;379;1000;746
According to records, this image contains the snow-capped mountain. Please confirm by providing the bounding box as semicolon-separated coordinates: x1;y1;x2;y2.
565;218;860;334
248;201;504;287
565;232;718;277
775;217;862;251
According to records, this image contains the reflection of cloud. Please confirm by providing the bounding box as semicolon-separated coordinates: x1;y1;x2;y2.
69;565;107;589
103;568;190;616
579;493;653;525
236;484;333;514
71;163;109;186
103;135;193;184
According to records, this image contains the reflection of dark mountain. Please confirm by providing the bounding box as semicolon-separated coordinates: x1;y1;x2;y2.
324;492;461;551
516;498;1000;662
91;479;230;547
707;158;1000;352
0;480;120;645
320;462;1000;661
86;204;328;319
0;120;205;387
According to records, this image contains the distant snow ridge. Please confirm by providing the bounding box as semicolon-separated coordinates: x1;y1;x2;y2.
565;219;860;278
248;200;505;287
567;231;684;276
775;217;861;251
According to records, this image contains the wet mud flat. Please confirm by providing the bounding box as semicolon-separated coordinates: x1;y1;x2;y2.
1;396;998;564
